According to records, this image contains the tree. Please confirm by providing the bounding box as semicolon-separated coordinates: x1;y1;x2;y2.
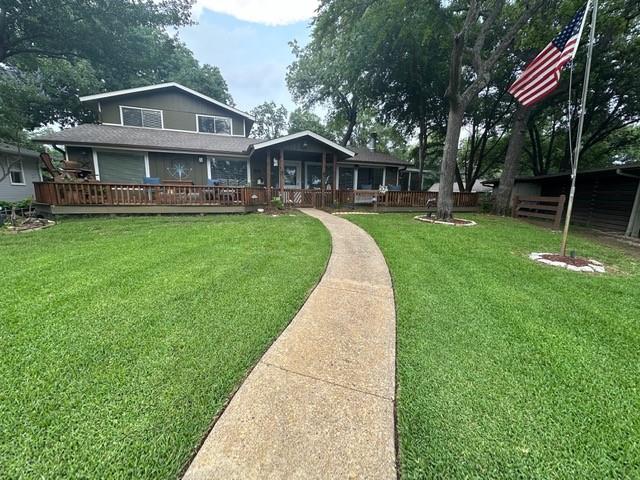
0;0;192;63
287;0;373;148
288;108;333;139
250;102;289;139
0;1;234;134
436;0;546;219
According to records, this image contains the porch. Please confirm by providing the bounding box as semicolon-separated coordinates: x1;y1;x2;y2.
33;181;480;215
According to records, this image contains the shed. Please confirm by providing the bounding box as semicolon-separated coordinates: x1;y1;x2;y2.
485;165;640;237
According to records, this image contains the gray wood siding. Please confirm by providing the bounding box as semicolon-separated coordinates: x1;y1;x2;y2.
100;89;246;135
0;156;40;202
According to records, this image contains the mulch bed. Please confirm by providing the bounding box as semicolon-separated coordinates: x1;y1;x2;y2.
529;252;606;273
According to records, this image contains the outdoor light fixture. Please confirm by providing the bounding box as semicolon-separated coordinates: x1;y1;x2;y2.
273;158;278;167
302;141;308;149
198;156;204;164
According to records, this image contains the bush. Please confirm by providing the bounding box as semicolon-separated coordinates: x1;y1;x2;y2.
0;198;32;211
271;196;284;210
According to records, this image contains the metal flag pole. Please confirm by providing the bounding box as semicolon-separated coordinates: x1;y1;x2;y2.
560;0;598;256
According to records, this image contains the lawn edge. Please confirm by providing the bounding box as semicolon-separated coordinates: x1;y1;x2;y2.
177;213;333;479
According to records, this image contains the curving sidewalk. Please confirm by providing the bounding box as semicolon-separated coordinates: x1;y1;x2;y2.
183;209;396;479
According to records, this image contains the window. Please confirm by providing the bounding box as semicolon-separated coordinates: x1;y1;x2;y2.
9;161;25;185
121;106;163;129
197;115;232;135
209;157;247;186
97;151;146;183
306;164;334;189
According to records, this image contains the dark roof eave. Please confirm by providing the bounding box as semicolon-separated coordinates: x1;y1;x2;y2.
32;138;250;156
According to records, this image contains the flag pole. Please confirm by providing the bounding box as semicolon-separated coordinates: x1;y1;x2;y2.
560;0;598;256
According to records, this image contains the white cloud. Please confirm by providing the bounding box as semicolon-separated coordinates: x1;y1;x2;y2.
194;0;319;26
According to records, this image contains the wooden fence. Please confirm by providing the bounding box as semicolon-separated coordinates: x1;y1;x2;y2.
34;182;480;210
512;194;566;229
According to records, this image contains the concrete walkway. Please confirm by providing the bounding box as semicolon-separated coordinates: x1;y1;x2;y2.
183;209;396;479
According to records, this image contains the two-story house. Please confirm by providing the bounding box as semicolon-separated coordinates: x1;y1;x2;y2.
33;83;414;214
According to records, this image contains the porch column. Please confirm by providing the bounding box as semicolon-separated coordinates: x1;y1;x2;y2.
353;166;358;190
279;148;285;199
332;153;337;204
266;149;271;195
321;152;326;207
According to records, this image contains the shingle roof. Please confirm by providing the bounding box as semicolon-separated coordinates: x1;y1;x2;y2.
0;143;40;158
345;147;410;166
33;124;258;155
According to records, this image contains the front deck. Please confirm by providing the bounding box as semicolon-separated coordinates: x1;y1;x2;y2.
33;182;480;215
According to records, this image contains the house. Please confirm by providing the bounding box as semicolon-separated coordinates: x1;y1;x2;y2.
0;143;42;203
428;180;492;194
484;165;640;238
32;83;425;214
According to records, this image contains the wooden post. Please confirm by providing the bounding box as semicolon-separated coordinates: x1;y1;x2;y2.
266;149;271;197
626;179;640;237
512;195;519;218
554;194;567;230
279;148;285;202
321;152;326;208
332;153;337;205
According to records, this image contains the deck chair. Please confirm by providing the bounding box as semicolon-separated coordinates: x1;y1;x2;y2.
39;152;64;181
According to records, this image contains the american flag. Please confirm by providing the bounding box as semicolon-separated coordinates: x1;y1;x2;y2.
509;2;590;106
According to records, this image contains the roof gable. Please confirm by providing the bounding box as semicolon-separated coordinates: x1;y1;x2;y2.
250;131;355;157
80;83;254;122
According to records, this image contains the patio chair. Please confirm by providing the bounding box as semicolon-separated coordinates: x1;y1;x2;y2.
39;152;64;181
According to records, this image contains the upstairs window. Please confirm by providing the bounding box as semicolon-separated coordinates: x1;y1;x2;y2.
121;106;163;129
197;115;232;135
9;161;25;185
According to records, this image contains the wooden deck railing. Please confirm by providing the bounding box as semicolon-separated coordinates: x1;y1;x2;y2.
34;182;480;209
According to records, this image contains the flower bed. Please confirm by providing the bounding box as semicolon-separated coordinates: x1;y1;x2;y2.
529;252;606;273
414;215;476;226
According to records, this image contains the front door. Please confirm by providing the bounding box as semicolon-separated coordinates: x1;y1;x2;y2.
283;161;302;189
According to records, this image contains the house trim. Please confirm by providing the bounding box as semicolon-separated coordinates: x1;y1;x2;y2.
63;143;250;159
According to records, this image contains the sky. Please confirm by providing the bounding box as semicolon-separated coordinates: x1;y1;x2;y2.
179;1;319;114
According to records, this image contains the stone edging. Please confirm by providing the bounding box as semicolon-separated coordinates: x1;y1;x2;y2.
529;252;606;273
414;215;477;226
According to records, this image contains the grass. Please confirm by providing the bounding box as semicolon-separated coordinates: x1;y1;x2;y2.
0;214;330;479
346;213;640;479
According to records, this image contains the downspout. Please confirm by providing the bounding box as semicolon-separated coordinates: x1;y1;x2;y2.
616;169;640;237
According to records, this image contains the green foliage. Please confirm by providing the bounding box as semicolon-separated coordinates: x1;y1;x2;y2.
348;213;640;479
0;198;32;210
288;108;334;139
250;102;289;139
0;215;330;478
271;196;284;210
0;1;233;132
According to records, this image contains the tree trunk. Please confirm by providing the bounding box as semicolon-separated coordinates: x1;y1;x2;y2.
417;121;426;191
437;105;464;220
340;107;357;146
493;104;530;215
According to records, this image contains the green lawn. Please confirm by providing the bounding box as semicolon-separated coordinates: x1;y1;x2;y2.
0;215;330;479
347;213;640;479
